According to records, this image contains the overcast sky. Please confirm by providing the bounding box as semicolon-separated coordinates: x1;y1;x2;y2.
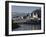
12;5;41;13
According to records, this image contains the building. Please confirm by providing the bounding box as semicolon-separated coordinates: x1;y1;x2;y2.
31;9;41;18
32;13;38;18
20;16;23;19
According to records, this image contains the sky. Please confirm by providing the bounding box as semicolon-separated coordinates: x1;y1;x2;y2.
12;5;41;13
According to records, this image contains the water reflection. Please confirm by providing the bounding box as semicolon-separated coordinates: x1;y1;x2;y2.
12;24;41;31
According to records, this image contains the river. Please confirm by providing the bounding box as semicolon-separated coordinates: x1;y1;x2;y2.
13;24;41;31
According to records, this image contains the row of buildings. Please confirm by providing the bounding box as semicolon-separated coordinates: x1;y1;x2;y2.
13;9;41;21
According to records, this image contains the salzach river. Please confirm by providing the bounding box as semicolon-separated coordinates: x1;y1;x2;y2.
13;24;41;31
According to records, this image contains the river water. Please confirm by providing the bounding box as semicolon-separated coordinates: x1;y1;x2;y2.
13;24;41;31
